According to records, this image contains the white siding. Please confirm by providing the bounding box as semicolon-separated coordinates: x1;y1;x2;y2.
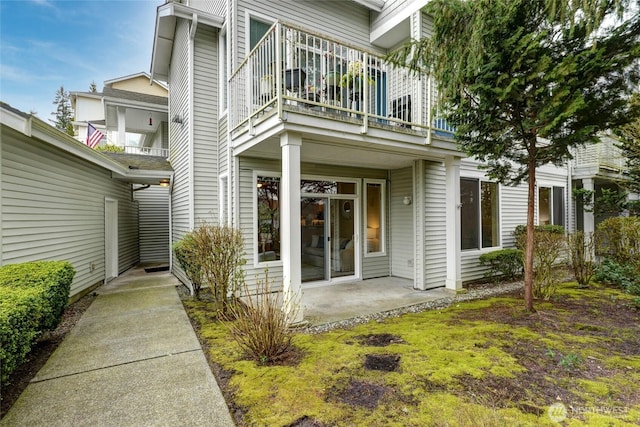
1;131;139;297
169;20;192;286
390;167;413;279
423;161;447;288
188;0;226;17
134;185;170;264
194;25;220;221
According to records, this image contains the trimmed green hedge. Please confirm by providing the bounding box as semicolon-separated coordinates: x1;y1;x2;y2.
0;261;75;384
479;248;524;282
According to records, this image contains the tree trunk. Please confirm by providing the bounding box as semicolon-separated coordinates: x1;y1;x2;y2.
524;154;537;312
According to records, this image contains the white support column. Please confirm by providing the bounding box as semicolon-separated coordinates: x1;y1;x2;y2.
583;178;595;235
280;132;303;323
413;160;426;290
445;156;462;291
117;106;126;146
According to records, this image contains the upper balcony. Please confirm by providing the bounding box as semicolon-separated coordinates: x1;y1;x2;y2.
229;21;455;148
572;136;626;179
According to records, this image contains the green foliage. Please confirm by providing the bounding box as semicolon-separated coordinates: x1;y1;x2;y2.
516;225;565;300
559;352;582;370
173;234;203;296
175;222;245;314
567;231;596;287
616;93;640;195
0;261;75;384
224;271;297;364
478;248;523;282
595;216;640;271
0;287;43;384
595;259;639;296
51;86;74;136
572;188;594;213
94;144;124;153
594;187;627;218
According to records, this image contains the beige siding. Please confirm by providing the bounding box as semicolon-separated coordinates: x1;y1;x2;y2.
134;185;170;264
194;25;220;221
1;131;138;297
423;161;447;288
390;167;413;279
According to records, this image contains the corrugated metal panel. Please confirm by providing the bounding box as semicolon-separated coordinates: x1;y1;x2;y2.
134;185;170;263
1;132;138;297
390;167;413;279
423;161;447;288
194;25;220;221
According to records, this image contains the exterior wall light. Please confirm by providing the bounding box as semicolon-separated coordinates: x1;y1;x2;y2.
403;196;412;205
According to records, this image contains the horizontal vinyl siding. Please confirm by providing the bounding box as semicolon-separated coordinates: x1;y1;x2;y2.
423;161;447;288
134;186;170;263
236;0;377;66
390;167;413;279
188;0;226;17
194;25;220;221
169;20;192;286
1;132;138;297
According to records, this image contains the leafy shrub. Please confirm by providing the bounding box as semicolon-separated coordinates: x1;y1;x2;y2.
0;288;42;384
225;271;297;364
595;259;639;294
567;231;596;287
479;249;523;282
595;216;640;272
175;222;245;314
516;225;565;300
0;261;75;384
173;234;203;296
94;144;125;153
0;261;75;330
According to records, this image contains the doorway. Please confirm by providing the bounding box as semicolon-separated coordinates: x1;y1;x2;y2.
301;197;356;283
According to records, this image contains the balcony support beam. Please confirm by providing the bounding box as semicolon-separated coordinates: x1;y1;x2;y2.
445;155;462;291
280;131;303;323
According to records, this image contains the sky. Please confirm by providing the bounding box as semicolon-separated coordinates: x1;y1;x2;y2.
0;0;160;122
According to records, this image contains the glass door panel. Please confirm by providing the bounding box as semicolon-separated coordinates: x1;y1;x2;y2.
301;198;326;282
331;199;355;278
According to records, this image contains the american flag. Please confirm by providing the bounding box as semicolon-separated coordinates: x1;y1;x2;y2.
86;123;104;148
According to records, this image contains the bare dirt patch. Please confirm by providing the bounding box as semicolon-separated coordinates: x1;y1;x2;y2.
284;415;328;427
355;333;405;347
327;378;391;410
364;354;401;372
0;292;96;418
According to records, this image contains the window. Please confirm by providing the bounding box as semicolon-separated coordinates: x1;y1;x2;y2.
249;18;272;50
461;178;500;250
365;180;385;255
256;175;280;263
539;186;565;226
219;28;227;112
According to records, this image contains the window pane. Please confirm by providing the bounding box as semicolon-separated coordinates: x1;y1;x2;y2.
257;176;280;262
461;178;479;250
553;187;565;227
250;18;272;50
301;180;356;194
539;187;551;225
366;183;382;253
481;182;499;248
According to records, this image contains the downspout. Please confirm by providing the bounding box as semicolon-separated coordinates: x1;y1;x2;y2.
567;154;573;233
168;173;174;273
188;13;198;230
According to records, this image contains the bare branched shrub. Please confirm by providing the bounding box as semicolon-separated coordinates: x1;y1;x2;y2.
175;221;245;313
567;231;596;287
517;226;565;300
595;217;640;271
225;271;298;364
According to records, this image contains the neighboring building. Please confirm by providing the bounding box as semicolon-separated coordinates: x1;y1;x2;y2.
71;72;169;157
149;0;612;320
0;103;173;299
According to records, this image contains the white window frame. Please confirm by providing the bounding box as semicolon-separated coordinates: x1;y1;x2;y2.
245;11;276;55
537;185;566;227
253;170;282;268
460;177;502;252
364;179;386;257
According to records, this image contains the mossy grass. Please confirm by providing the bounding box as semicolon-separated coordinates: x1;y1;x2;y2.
183;282;640;426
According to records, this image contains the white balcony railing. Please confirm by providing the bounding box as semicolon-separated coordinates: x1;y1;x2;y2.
123;146;169;157
573;138;625;173
229;21;454;140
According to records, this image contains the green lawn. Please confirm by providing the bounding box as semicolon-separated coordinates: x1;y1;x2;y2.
183;282;640;427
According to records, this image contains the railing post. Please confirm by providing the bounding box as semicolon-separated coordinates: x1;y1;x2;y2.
361;52;369;134
276;23;283;121
427;74;432;145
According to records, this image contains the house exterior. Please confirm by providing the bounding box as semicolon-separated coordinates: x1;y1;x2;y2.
70;72;170;157
0;103;173;300
149;0;595;320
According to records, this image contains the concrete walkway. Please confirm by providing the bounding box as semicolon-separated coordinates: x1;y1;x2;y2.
1;267;235;427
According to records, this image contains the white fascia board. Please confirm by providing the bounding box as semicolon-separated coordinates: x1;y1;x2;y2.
102;97;168;113
370;0;427;44
351;0;385;11
150;2;224;82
